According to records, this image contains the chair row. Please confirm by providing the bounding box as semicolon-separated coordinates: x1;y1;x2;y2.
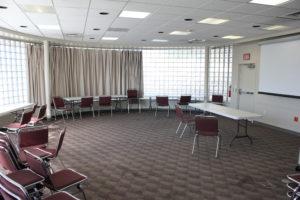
0;126;87;200
286;173;300;199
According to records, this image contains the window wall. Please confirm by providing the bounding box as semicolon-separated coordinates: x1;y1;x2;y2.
0;39;28;106
208;46;232;102
143;48;206;100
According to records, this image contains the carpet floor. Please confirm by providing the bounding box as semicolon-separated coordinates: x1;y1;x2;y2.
47;111;300;200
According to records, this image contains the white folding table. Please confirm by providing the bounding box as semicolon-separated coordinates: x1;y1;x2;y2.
188;103;262;146
0;103;34;117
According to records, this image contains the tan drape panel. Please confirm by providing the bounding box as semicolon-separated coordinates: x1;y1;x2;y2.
26;44;46;105
50;47;143;97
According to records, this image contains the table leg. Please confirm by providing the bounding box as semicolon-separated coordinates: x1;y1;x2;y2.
230;119;253;146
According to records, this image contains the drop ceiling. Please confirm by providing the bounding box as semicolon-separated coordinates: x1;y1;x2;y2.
0;0;300;46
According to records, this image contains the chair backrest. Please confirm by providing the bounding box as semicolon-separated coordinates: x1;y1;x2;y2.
32;104;38;114
24;151;49;178
19;111;34;126
127;90;138;99
212;95;223;103
0;146;17;173
195;115;219;136
18;126;48;149
175;105;184;119
0;171;29;200
99;96;111;106
52;97;65;108
179;95;191;105
37;105;47;120
80;97;93;107
156;96;169;106
54;127;66;158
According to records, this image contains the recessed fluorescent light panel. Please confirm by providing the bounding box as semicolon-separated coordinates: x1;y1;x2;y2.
198;18;229;25
249;0;291;6
119;10;150;19
152;39;168;42
169;31;191;35
38;25;60;30
222;35;244;39
101;37;119;41
263;25;288;30
23;5;55;13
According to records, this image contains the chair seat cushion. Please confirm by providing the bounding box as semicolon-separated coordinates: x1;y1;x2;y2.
39;147;56;158
19;145;46;164
5;123;27;129
44;192;78;200
7;169;43;187
48;169;86;190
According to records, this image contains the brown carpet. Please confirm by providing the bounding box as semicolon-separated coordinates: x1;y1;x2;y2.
48;111;300;200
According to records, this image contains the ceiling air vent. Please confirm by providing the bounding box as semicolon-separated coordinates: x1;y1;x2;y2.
278;11;300;20
107;28;129;32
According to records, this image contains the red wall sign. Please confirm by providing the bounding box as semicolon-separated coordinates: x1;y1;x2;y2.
243;53;251;60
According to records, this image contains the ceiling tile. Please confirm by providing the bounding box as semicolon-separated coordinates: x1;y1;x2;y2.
14;0;53;6
199;0;243;11
53;0;90;8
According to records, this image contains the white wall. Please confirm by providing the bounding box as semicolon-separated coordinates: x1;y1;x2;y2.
231;42;300;133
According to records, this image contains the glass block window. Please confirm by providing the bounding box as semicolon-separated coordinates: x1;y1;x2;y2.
0;39;28;106
208;46;233;102
143;48;206;100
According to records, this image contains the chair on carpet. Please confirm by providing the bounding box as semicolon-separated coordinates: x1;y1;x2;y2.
4;110;34;131
211;95;223;105
127;89;139;113
99;96;113;116
193;115;221;158
155;96;170;117
52;97;74;120
78;97;95;119
178;95;192;114
286;174;300;199
24;150;87;200
0;171;79;200
175;105;194;138
29;105;47;125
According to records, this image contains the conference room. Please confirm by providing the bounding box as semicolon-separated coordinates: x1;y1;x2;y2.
0;0;300;199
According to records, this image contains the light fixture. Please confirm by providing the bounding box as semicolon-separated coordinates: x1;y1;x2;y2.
184;18;193;21
99;12;109;15
20;25;27;28
101;37;118;41
93;28;100;31
198;18;229;25
252;25;261;28
0;6;7;9
158;31;164;34
263;25;288;30
89;37;95;40
37;25;60;30
119;10;150;19
169;31;192;35
152;39;168;42
23;5;55;13
249;0;291;6
222;35;244;39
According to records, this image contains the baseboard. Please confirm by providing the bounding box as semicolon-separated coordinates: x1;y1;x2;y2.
253;121;300;136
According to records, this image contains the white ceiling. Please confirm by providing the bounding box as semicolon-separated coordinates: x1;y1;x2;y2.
0;0;300;46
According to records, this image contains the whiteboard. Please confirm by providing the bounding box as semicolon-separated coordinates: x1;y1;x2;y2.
259;39;300;97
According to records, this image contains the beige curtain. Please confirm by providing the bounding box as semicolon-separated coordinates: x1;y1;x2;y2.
50;47;143;97
26;44;46;105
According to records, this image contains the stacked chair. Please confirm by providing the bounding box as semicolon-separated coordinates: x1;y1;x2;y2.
0;125;88;200
286;174;300;199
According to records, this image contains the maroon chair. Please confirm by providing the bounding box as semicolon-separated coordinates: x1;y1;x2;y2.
52;97;74;120
212;95;223;104
193;115;221;158
5;111;34;131
17;126;49;166
175;105;194;138
178;95;192;114
24;150;87;200
0;146;44;196
99;96;113;116
155;96;170;117
29;105;47;125
78;97;95;119
127;89;139;113
287;174;300;199
0;171;79;200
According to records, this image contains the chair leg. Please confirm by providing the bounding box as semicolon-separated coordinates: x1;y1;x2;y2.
71;110;74;121
215;135;221;158
79;109;82;119
65;111;69;119
54;110;57;120
192;134;198;154
155;107;157;117
110;106;113;117
176;122;182;134
167;106;170;117
128;102;130;114
61;111;65;121
180;123;187;138
92;107;95;118
77;184;87;200
98;109;100;117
